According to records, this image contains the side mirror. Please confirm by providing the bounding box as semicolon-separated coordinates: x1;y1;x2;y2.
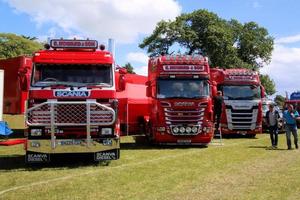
145;81;152;97
118;75;126;91
119;68;127;75
211;86;217;97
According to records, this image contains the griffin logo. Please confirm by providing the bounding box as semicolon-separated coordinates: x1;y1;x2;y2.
174;102;195;106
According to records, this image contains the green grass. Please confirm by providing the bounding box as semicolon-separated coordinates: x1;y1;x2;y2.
1;133;300;200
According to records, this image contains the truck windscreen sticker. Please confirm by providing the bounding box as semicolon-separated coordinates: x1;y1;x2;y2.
54;90;90;97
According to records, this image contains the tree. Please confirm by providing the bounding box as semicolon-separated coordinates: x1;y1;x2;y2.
274;95;285;108
260;74;276;96
139;9;274;70
0;33;42;59
123;62;136;74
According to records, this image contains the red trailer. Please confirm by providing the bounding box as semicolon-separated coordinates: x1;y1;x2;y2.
24;39;121;163
116;72;150;135
145;55;214;145
211;68;264;137
0;56;32;130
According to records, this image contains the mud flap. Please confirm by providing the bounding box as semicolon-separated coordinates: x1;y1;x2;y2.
94;149;120;161
26;151;50;163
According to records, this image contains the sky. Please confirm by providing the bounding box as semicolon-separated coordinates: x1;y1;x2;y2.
0;0;300;97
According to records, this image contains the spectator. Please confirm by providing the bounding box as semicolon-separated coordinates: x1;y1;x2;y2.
213;91;223;131
266;104;280;148
283;104;299;150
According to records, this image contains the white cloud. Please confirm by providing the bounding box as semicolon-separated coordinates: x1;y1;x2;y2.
134;66;148;76
275;34;300;44
5;0;181;44
126;52;148;75
126;52;148;64
260;43;300;96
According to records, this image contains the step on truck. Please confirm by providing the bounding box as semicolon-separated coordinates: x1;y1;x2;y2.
145;55;214;145
25;39;121;163
211;68;265;137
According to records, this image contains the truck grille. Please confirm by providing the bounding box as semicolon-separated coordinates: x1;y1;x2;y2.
26;101;115;126
162;102;207;135
226;106;258;130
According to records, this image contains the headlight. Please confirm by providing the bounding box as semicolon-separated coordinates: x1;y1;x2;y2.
173;127;179;133
101;128;112;135
186;127;192;133
179;127;185;133
191;127;198;133
30;129;42;136
202;127;207;132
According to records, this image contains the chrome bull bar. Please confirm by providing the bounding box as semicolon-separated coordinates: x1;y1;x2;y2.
25;100;116;149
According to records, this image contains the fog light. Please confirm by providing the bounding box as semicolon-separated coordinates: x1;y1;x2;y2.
186;127;192;133
30;141;40;148
30;129;42;136
179;127;185;133
101;128;112;135
173;127;179;133
205;127;211;133
191;127;198;133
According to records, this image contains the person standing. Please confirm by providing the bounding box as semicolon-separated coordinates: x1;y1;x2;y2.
283;104;299;150
266;104;280;148
214;91;223;132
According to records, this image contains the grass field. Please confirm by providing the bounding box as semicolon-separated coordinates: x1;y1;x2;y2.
1;133;300;200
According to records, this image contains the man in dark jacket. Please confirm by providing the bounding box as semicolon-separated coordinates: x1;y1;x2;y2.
266;104;280;148
214;91;223;131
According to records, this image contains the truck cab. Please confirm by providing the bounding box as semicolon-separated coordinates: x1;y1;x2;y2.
146;55;214;145
211;68;264;136
25;39;120;163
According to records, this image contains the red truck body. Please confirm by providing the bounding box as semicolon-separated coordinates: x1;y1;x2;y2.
0;56;32;130
24;39;120;163
211;68;264;136
116;73;149;135
146;55;214;145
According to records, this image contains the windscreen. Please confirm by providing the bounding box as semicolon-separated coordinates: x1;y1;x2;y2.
32;64;113;87
221;85;261;100
157;79;209;99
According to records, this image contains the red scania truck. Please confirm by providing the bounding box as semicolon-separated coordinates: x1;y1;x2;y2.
145;55;214;145
210;68;264;137
24;39;120;163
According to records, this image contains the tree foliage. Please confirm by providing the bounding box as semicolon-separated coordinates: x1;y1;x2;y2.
139;9;274;70
123;62;136;74
260;74;276;96
274;95;286;108
0;33;42;59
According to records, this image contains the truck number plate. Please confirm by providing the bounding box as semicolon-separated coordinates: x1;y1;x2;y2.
177;139;191;144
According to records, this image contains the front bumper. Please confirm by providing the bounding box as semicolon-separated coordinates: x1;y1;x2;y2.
26;137;120;154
